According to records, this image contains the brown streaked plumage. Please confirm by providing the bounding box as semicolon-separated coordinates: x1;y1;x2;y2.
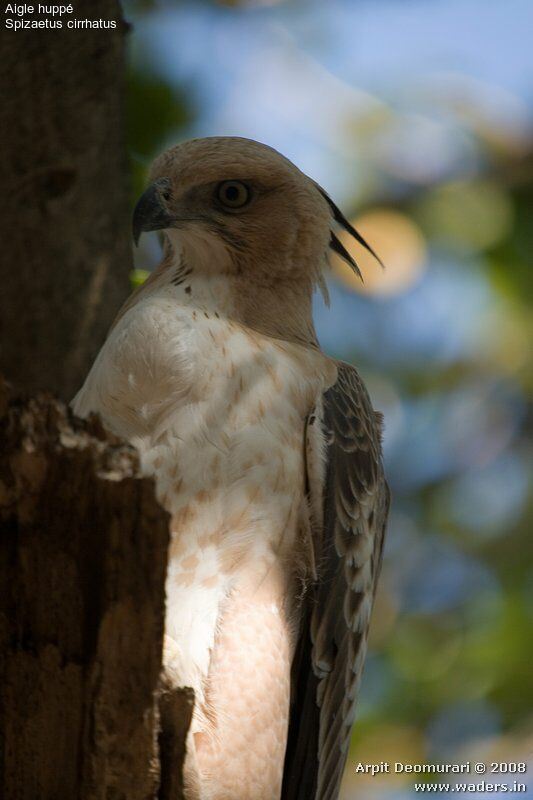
72;136;389;800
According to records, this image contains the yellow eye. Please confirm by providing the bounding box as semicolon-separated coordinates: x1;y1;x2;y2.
216;180;251;209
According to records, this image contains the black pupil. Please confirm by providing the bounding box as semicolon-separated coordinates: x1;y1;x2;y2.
225;184;241;202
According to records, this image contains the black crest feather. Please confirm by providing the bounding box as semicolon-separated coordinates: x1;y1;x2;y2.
317;185;385;280
329;232;363;282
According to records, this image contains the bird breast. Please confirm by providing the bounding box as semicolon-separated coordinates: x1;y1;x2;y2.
72;281;335;709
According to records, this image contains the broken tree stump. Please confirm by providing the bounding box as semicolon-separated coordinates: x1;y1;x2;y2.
0;377;174;800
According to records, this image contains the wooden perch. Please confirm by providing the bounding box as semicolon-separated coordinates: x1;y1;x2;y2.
0;377;193;799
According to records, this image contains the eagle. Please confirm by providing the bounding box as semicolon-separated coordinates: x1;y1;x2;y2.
73;136;390;800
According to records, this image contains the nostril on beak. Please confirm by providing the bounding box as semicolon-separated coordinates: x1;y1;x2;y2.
132;178;174;246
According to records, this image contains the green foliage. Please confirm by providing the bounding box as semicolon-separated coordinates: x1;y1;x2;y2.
127;69;194;197
130;268;151;289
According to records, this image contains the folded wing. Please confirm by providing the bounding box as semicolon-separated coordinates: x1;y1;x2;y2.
282;361;390;800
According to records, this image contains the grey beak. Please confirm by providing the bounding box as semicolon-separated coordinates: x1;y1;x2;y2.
132;179;174;245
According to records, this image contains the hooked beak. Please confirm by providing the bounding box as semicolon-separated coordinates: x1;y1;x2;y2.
132;178;174;246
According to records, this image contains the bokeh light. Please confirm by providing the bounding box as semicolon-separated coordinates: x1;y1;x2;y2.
416;180;514;254
331;209;427;296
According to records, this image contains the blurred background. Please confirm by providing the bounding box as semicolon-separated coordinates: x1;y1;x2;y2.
122;1;533;797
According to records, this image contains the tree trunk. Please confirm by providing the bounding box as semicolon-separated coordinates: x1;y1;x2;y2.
0;0;132;401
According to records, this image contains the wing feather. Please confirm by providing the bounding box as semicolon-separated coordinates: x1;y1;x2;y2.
282;361;390;800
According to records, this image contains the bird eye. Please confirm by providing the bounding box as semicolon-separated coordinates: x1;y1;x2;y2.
216;180;251;210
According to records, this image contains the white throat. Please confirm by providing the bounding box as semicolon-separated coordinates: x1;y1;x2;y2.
161;227;238;317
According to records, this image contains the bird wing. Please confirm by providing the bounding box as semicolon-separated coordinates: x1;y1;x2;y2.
282;361;390;800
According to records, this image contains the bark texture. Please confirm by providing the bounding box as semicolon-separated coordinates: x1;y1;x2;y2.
0;378;171;800
0;0;132;400
158;685;195;800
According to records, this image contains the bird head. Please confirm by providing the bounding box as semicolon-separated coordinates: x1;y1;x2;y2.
132;136;381;292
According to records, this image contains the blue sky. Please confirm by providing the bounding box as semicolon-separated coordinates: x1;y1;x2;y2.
126;0;533;204
129;0;533;100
